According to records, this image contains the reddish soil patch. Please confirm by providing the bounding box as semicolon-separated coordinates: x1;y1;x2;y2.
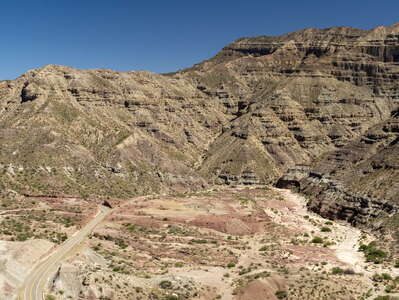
287;245;341;264
189;214;268;236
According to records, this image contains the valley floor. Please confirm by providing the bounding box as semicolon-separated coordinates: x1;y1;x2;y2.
1;186;398;299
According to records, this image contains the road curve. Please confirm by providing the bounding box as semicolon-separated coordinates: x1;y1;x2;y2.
19;206;110;300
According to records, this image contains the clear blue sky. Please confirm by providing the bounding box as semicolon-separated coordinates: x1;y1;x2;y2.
1;0;398;79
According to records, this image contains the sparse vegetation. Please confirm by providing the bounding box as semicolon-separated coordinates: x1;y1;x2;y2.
311;236;323;244
359;242;387;264
320;226;331;232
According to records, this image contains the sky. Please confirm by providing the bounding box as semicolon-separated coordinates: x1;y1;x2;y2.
1;0;398;80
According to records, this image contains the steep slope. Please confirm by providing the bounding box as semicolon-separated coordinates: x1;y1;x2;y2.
180;24;399;184
0;23;398;204
0;65;227;198
277;111;399;255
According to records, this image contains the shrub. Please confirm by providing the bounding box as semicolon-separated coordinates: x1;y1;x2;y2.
227;262;236;268
381;273;393;280
190;239;208;244
275;290;287;299
112;266;122;272
321;227;331;232
372;273;392;282
332;267;355;275
159;280;173;289
331;267;344;275
359;242;387;264
385;284;396;293
311;237;323;244
125;224;137;231
16;233;31;241
116;240;128;249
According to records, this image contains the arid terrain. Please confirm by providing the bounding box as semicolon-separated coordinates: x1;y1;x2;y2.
2;186;399;299
0;22;399;299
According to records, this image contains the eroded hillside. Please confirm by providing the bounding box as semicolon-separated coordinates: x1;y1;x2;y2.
1;24;399;199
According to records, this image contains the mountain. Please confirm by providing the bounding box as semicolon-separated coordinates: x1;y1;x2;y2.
1;23;398;226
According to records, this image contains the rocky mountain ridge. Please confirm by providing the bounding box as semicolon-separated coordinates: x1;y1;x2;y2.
0;23;398;236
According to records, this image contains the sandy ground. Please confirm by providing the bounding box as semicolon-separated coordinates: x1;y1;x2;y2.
276;189;365;268
276;188;399;297
0;239;53;300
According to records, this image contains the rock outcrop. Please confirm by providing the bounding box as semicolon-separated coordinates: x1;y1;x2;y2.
296;113;399;229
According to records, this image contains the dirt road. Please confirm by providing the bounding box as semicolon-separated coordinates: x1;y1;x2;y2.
19;206;110;300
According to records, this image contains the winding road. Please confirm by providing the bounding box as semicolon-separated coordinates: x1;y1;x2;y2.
19;206;110;300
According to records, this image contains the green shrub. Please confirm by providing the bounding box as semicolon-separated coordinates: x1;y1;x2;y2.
359;242;387;264
311;236;323;244
16;233;31;241
275;290;287;299
385;284;396;293
126;224;137;231
321;227;331;232
227;262;236;268
372;273;392;282
190;239;208;244
331;267;344;275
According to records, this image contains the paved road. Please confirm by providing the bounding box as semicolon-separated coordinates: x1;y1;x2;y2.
19;206;110;300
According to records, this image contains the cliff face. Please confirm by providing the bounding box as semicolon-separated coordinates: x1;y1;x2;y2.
297;113;399;221
181;23;399;186
0;23;398;212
